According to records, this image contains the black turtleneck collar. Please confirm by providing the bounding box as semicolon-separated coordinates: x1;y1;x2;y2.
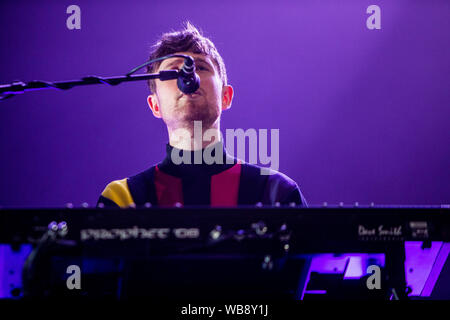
158;140;237;177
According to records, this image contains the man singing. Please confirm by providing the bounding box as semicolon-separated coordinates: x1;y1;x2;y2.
97;23;307;208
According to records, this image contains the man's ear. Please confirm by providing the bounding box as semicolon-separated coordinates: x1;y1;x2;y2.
221;85;234;111
147;94;162;118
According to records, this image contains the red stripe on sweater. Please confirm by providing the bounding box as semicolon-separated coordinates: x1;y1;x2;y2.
154;165;183;206
210;160;242;207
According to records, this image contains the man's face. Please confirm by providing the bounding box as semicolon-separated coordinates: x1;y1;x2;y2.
147;52;233;130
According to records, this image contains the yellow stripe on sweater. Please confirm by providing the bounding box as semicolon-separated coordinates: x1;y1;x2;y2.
101;178;135;208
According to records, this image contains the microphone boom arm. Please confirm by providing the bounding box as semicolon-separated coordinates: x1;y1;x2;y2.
0;71;179;101
0;53;195;101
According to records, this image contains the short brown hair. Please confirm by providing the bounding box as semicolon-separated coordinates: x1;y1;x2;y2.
146;22;228;94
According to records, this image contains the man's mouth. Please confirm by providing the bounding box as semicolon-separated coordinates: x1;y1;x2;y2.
180;92;202;99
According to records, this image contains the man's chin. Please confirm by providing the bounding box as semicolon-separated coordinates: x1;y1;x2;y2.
179;112;218;126
183;115;215;124
173;101;219;124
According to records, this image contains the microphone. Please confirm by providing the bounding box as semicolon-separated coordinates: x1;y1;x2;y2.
177;56;200;94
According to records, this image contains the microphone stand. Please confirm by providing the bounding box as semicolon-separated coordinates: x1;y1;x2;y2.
0;53;197;101
0;70;179;101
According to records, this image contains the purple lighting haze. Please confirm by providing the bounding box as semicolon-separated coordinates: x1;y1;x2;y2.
0;0;448;207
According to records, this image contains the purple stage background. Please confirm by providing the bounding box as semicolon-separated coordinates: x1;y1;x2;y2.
0;0;448;207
